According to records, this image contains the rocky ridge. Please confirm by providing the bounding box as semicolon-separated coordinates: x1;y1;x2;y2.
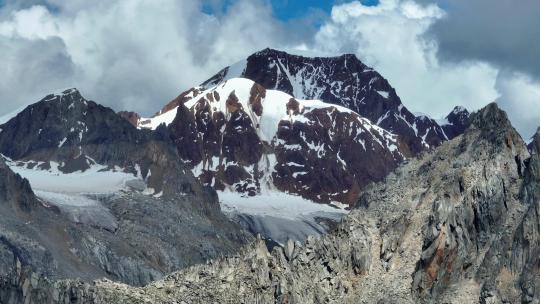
0;90;252;303
10;103;538;303
202;48;464;154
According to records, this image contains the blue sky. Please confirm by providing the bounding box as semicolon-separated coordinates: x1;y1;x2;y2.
0;0;379;22
203;0;379;21
269;0;379;20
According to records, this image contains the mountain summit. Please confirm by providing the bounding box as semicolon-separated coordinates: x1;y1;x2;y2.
201;48;459;154
136;49;470;206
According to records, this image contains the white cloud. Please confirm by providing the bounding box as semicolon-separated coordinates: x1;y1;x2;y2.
496;71;540;139
0;0;292;116
310;0;500;119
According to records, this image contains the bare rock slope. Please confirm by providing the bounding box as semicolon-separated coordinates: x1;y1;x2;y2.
0;90;252;303
14;103;539;303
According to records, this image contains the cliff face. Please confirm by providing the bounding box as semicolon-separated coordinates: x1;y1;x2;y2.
0;91;253;304
4;103;539;304
202;48;461;155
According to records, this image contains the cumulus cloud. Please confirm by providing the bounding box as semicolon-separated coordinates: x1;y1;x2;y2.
309;0;499;118
0;0;298;115
0;35;78;115
0;0;539;138
419;0;540;79
496;71;540;140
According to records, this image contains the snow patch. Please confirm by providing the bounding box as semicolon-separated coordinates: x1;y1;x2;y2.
7;160;138;194
58;137;67;148
377;90;389;99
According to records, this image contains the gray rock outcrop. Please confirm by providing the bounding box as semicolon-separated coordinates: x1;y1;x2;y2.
56;102;538;304
2;102;539;303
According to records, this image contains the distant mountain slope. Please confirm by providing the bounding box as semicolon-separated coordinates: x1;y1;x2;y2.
136;49;471;206
201;48;460;155
0;89;251;290
140;78;404;205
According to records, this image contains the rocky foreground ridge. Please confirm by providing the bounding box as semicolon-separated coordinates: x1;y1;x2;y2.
5;103;539;303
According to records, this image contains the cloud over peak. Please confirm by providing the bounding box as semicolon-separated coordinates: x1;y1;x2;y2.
0;0;538;138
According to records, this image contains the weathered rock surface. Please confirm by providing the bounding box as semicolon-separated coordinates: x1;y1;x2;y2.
29;103;540;304
0;90;253;303
117;111;141;128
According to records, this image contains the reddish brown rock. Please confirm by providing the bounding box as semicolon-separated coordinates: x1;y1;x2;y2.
286;98;300;115
117;111;141;128
226;91;242;113
272;108;402;205
154;87;203;117
249;83;266;116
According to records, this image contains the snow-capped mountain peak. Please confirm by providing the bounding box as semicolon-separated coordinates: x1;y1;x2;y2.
200;48;459;155
439;106;471;140
142;77;404;205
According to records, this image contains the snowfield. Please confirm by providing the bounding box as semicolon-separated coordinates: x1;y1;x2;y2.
3;158;143;230
4;155;347;243
220;190;348;244
8;161;138;195
220;190;347;220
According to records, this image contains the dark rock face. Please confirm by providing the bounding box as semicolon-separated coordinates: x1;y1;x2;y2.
167;79;403;205
0;89;142;161
202;48;459;155
0;90;252;303
441;106;471;140
42;103;540;304
167;86;267;196
0;159;39;214
272;106;401;204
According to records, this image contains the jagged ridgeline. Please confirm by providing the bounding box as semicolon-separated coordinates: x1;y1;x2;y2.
0;89;252;303
4;103;539;303
135;49;470;206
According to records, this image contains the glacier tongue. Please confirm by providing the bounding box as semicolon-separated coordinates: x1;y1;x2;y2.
219;190;347;245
